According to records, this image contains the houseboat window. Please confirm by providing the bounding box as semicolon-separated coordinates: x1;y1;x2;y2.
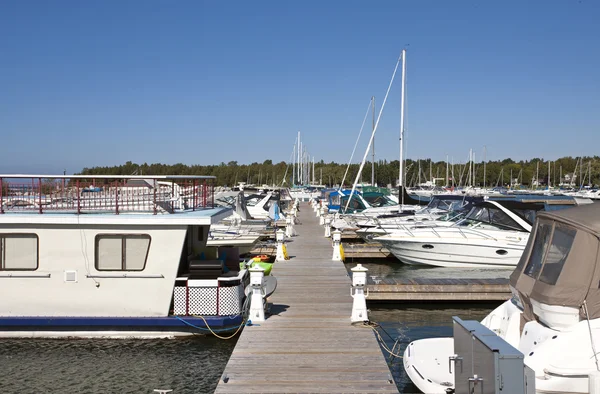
524;220;553;278
95;234;150;271
0;234;38;270
539;224;576;285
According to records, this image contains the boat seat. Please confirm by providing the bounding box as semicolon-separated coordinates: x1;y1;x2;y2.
188;260;223;279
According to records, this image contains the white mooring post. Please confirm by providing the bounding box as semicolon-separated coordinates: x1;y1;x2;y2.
319;207;325;225
351;264;369;323
275;229;287;262
314;202;320;215
324;216;331;237
248;266;266;322
285;216;296;237
332;230;343;261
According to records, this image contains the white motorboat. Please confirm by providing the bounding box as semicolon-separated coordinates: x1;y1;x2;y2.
354;195;482;241
0;174;258;338
374;200;536;268
404;202;600;393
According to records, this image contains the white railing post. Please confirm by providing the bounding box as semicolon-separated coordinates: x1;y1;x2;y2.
332;230;343;262
248;266;266;322
324;216;331;237
351;264;369;323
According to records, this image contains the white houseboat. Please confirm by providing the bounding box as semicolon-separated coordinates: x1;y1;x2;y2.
0;174;251;338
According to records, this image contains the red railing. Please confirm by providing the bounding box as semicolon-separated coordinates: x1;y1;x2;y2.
0;176;216;215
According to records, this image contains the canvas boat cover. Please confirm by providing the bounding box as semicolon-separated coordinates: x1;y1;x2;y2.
509;203;600;321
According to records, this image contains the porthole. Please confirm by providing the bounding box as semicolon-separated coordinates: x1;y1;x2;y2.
496;249;508;255
422;244;434;249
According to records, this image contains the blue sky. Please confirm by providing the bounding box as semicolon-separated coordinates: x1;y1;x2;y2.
1;1;598;174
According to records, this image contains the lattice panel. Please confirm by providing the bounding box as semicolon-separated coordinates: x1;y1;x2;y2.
218;286;243;316
188;287;217;315
173;286;187;315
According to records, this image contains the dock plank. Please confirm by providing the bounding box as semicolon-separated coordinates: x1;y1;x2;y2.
215;203;398;394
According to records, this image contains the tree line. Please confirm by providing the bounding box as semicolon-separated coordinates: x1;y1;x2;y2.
78;156;600;189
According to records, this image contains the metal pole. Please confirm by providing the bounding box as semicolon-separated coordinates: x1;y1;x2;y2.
0;178;3;214
399;49;406;206
38;178;42;214
483;145;487;189
371;96;375;186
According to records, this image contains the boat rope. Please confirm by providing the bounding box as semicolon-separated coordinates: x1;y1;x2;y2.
340;98;373;190
583;300;600;371
356;320;404;359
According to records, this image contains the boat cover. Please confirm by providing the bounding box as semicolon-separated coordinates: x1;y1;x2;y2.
509;203;600;322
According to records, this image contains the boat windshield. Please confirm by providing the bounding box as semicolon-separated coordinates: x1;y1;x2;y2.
426;198;467;212
523;220;576;284
363;194;396;207
437;210;468;222
458;205;527;232
340;195;367;213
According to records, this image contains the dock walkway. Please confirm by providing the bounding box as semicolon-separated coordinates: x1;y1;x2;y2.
215;203;398;393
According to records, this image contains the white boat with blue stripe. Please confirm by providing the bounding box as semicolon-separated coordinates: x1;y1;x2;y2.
0;174;251;338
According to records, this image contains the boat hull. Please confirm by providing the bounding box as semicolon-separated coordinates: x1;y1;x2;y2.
377;237;526;268
0;315;244;338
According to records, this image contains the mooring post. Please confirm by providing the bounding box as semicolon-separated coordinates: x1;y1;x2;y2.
248;265;266;322
319;207;325;225
285;216;296;237
351;264;369;323
332;230;343;262
324;216;331;237
275;229;288;262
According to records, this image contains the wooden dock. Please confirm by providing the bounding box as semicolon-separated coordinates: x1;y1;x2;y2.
366;277;510;301
215;203;398;394
249;242;392;259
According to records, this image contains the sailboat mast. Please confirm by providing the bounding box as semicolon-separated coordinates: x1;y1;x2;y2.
446;154;449;188
371;96;375;186
483;145;487;189
399;49;406;206
297;131;301;185
292;139;296;186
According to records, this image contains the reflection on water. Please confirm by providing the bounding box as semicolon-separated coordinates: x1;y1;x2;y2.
0;336;237;393
370;304;499;393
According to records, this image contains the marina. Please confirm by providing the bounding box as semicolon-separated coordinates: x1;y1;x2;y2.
3;3;600;392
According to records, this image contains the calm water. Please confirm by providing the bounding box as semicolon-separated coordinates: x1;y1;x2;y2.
0;262;505;394
0;336;237;393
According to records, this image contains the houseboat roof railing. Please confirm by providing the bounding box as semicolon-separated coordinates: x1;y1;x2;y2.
0;174;216;180
0;174;216;215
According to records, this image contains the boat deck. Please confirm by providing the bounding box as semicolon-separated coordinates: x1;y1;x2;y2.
215;203;398;393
